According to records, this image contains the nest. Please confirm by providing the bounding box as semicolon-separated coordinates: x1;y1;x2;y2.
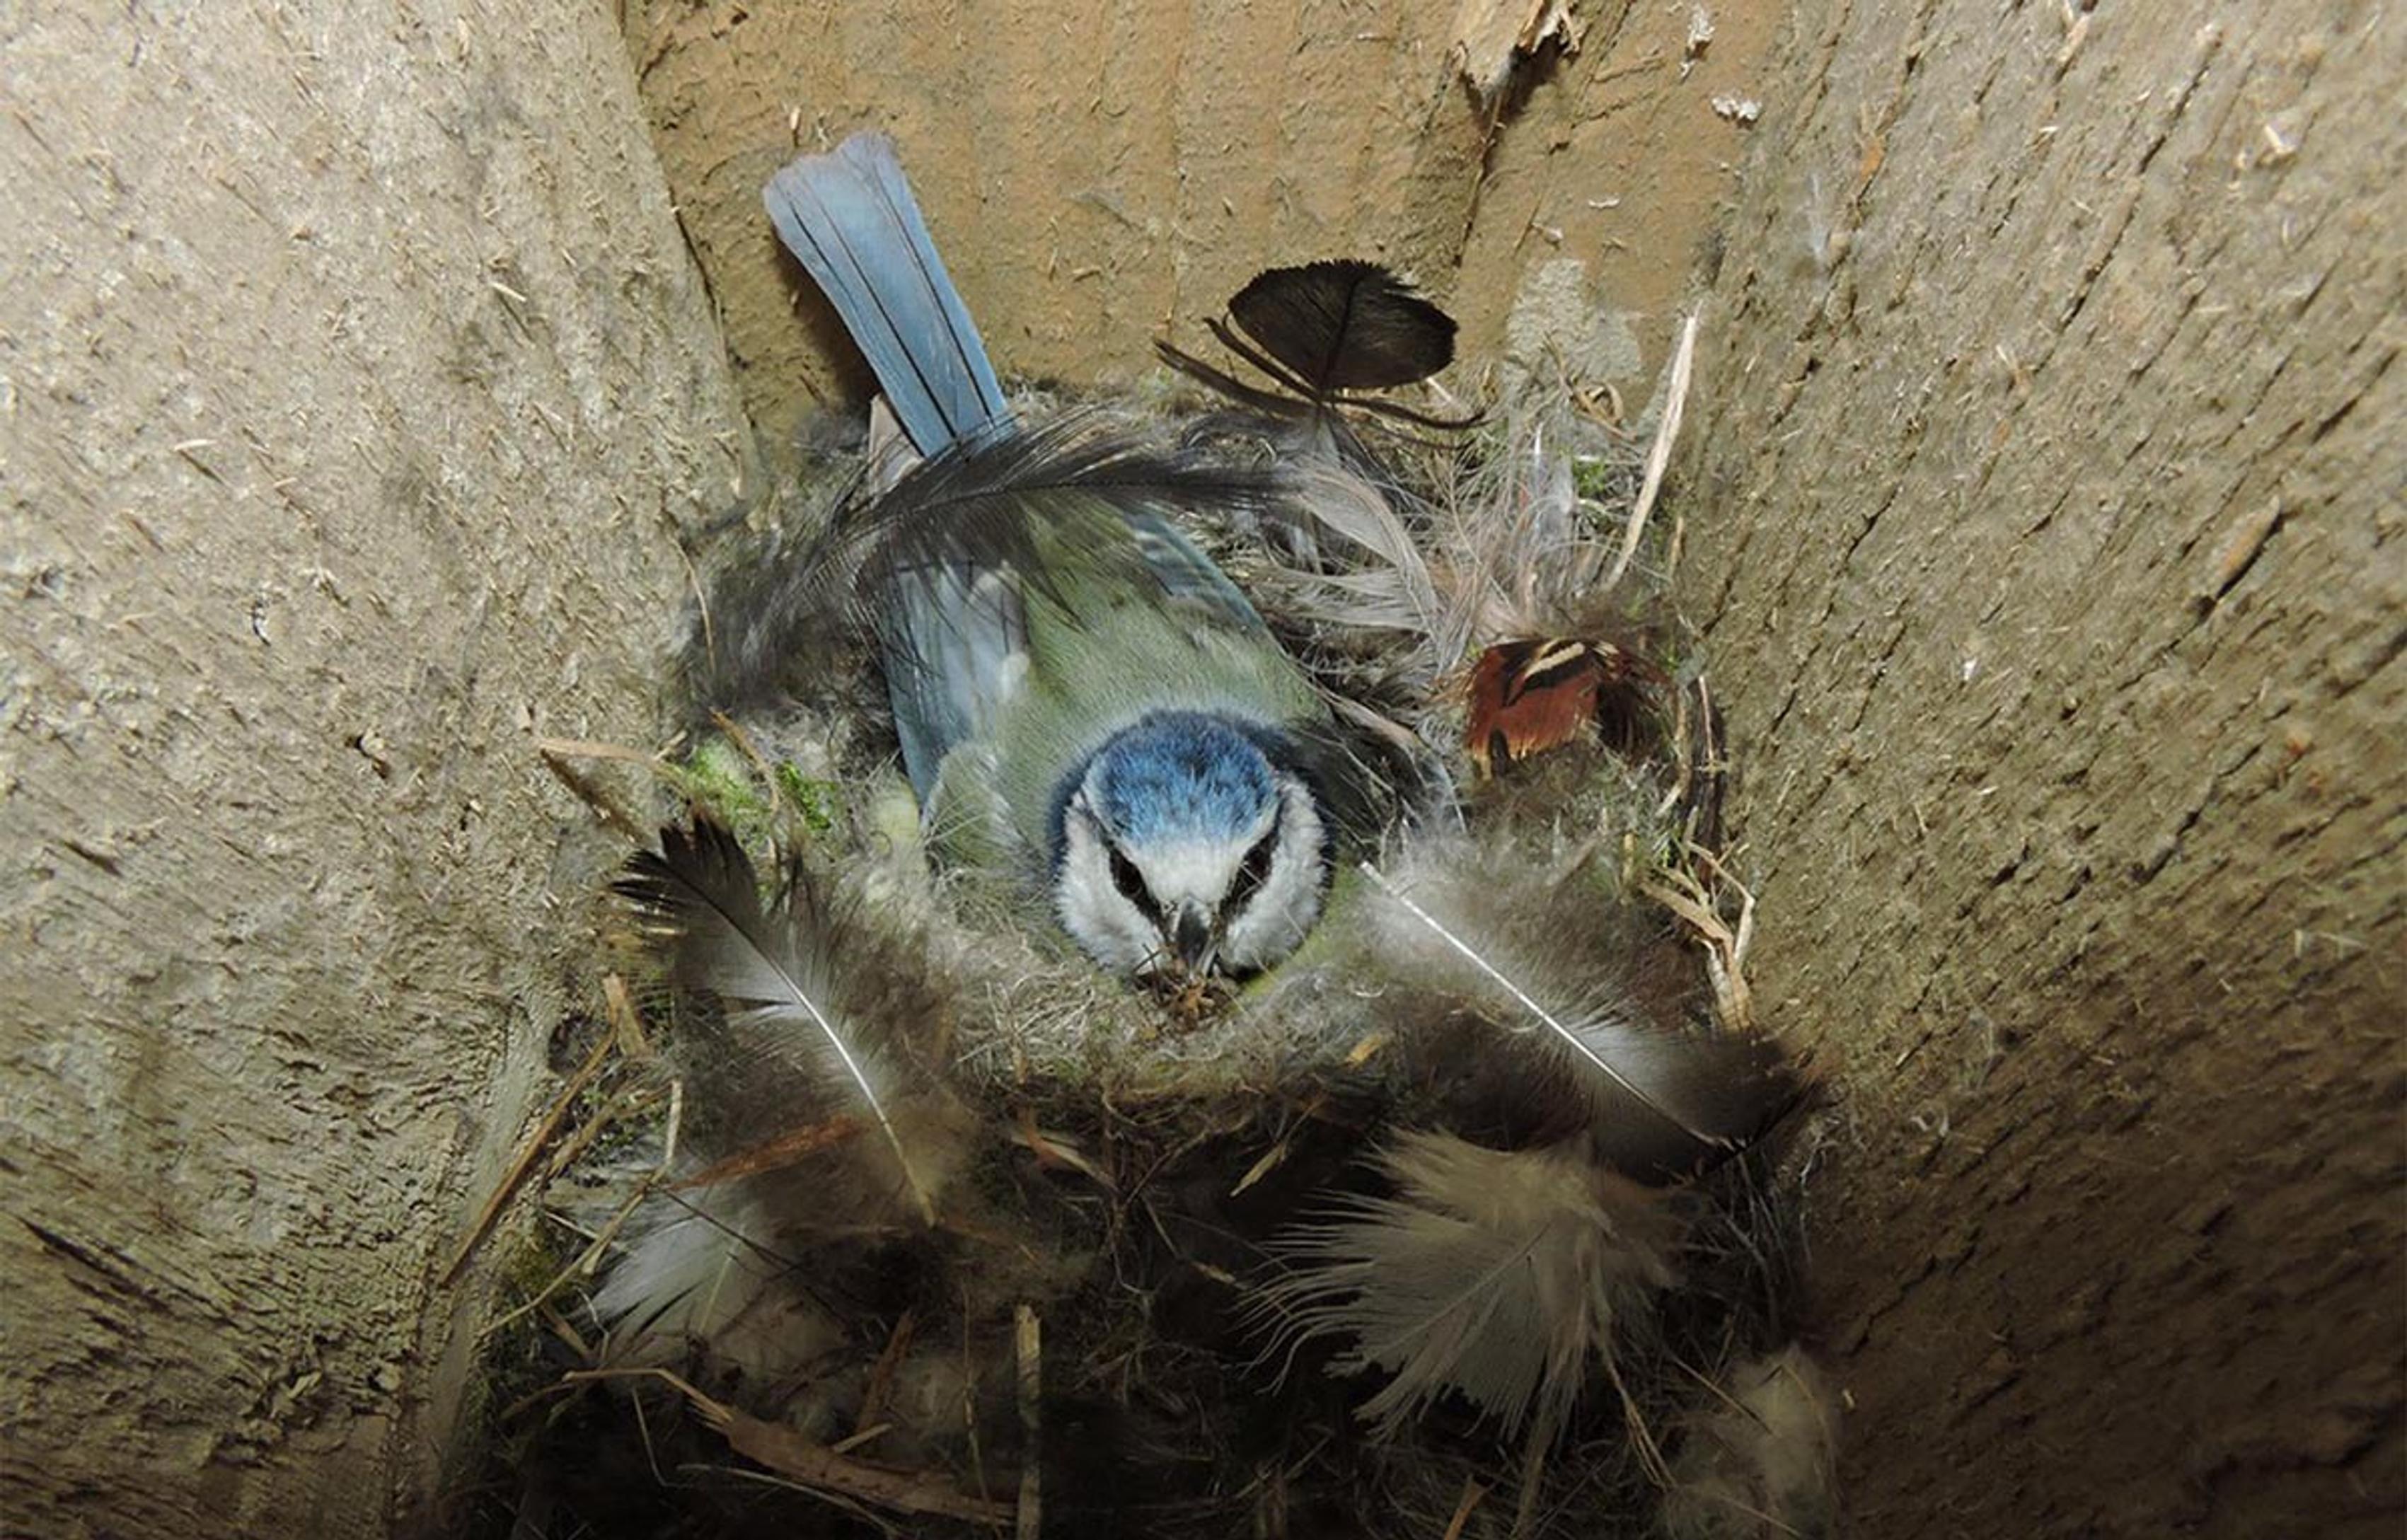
448;326;1837;1540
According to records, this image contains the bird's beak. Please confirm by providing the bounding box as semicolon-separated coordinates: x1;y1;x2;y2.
1167;902;1216;973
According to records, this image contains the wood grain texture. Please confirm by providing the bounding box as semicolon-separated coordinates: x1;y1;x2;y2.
619;0;1784;453
1678;1;2403;1534
0;1;742;1533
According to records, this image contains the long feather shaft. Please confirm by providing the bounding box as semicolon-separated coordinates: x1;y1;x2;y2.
680;872;939;1227
754;968;936;1227
1358;862;1731;1150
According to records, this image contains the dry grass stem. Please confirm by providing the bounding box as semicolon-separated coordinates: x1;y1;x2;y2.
1015;1304;1044;1540
1641;849;1758;1032
444;1017;620;1285
1600;311;1700;594
1441;1476;1491;1540
670;1114;866;1189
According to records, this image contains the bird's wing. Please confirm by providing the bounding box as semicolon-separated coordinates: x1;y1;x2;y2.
822;413;1309;807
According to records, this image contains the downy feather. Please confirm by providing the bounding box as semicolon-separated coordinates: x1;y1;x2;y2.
1259;1130;1683;1440
590;1185;843;1384
1254;408;1651;712
1658;1346;1841;1540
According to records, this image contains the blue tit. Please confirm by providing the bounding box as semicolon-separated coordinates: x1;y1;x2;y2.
763;133;1363;978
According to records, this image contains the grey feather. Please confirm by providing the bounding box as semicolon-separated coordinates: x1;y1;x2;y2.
615;818;944;1223
1358;840;1810;1181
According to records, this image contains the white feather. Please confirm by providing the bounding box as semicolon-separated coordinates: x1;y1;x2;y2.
619;821;943;1224
590;1187;843;1384
1259;1130;1684;1438
1659;1346;1842;1539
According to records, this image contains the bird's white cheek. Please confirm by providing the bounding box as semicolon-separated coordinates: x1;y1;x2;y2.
1222;870;1324;971
1053;820;1164;974
1054;882;1156;973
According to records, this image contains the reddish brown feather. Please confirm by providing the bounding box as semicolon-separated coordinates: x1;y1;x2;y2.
1465;637;1663;776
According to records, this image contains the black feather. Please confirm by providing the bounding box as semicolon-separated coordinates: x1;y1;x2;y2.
1224;260;1457;396
683;410;1280;724
831;408;1281;627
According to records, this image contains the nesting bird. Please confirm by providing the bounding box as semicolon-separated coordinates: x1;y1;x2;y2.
541;130;1828;1540
754;134;1404;983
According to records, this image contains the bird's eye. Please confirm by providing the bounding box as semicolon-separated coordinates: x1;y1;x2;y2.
1225;828;1278;913
1109;845;1160;918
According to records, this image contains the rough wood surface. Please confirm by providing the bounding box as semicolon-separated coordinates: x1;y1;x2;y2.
1678;1;2403;1534
618;0;1783;453
0;2;744;1534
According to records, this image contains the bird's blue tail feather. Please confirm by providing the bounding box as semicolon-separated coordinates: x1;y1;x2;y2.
763;133;1009;455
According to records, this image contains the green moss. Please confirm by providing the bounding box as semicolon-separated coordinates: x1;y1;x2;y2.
773;762;841;835
1570;453;1624;503
666;735;763;823
662;734;845;848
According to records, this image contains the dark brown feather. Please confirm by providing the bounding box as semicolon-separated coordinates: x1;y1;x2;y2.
1225;260;1457;396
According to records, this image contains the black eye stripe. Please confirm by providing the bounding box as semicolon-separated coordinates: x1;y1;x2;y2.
1108;845;1161;919
1225;827;1278;910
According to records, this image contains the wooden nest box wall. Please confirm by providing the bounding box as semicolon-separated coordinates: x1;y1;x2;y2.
2;2;2396;1537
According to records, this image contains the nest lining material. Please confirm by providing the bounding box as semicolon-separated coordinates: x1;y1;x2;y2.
465;335;1836;1540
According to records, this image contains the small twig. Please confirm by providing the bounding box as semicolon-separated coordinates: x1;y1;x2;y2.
1605;1353;1673;1488
661;1077;683;1170
604;973;652;1060
541;1082;662;1183
961;1290;992;1513
1015;1304;1042;1540
1441;1476;1490;1540
857;1309;918;1439
537;1299;592;1360
670;1114;865;1190
562;1367;1015;1526
1641;850;1758;1031
1013;1111;1116;1191
829;1422;894;1457
570;1184;650;1280
536;741;652;840
531;735;663;766
1510;1402;1555;1539
443;1019;619;1285
676;526;716;675
479;1179;654;1342
1600;310;1700;594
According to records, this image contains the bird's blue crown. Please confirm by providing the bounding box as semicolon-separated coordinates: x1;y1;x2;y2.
1081;712;1278;847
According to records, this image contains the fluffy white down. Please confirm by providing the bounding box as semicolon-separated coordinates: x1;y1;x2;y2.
1262;1130;1685;1438
589;1188;843;1384
1658;1345;1842;1539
